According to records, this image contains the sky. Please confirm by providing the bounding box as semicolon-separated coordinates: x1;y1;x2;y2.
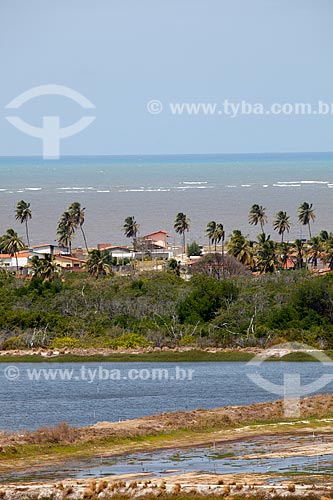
1;0;333;156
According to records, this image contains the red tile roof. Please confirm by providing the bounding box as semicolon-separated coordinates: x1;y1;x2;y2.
143;230;168;237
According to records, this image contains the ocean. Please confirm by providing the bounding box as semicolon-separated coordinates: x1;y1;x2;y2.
0;152;332;248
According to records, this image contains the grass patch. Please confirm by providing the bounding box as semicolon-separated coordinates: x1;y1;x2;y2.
1;349;333;363
0;350;255;363
278;350;333;362
209;451;235;459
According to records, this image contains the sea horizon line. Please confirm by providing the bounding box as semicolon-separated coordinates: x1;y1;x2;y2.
1;150;333;161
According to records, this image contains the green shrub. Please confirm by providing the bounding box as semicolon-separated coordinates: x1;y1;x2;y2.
110;333;152;349
177;275;238;324
180;335;197;346
51;336;81;349
2;335;26;350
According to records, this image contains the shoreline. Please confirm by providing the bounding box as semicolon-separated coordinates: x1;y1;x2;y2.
0;395;333;498
1;395;333;472
0;346;331;362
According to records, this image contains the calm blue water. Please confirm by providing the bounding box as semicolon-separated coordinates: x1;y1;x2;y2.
0;153;333;246
0;361;332;431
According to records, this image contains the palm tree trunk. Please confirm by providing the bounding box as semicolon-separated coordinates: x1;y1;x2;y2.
183;232;185;255
25;220;30;246
222;239;225;278
329;255;333;270
80;226;88;252
281;232;284;243
15;254;19;273
308;223;312;239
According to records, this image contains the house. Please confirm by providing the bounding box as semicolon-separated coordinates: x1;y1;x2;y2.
135;242;174;260
0;251;33;270
142;230;169;248
97;243;112;251
53;255;85;270
28;244;61;256
282;258;295;270
97;245;134;259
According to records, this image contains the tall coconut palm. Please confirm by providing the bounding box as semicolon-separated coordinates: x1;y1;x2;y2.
0;228;25;272
68;202;88;252
298;202;315;239
227;230;254;268
174;212;190;254
85;249;113;278
248;204;267;233
57;211;75;254
123;216;140;251
15;200;32;246
212;223;225;276
273;211;291;242
205;221;216;252
212;223;225;252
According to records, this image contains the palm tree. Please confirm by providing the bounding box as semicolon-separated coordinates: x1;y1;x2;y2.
123;216;140;250
167;258;181;276
212;223;225;252
15;200;32;246
273;211;291;242
227;230;254;268
321;233;333;270
248;204;267;233
30;254;58;281
319;230;329;242
174;212;190;254
68;202;88;252
257;232;271;245
298;202;315;239
85;249;113;278
293;239;304;269
30;256;45;279
306;236;322;268
205;221;216;251
278;241;292;269
0;228;25;272
57;211;75;254
41;254;59;281
256;238;278;274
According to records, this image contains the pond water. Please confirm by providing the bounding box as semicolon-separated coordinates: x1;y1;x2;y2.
0;361;333;430
2;434;333;484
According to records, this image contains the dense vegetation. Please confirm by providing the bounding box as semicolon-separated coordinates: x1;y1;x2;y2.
1;267;333;350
